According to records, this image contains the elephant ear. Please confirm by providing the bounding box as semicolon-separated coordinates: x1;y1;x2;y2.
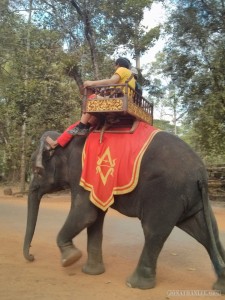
35;131;61;171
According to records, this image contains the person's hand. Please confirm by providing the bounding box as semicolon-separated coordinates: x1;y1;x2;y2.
83;80;94;88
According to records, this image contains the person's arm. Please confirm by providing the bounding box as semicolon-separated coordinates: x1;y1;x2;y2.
83;74;120;88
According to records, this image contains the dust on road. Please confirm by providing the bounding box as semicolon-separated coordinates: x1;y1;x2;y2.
0;188;225;300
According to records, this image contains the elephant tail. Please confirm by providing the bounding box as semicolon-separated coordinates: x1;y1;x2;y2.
198;179;225;273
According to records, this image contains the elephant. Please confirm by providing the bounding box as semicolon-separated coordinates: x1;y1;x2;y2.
23;127;225;292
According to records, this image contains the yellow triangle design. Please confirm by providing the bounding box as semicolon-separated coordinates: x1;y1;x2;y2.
96;147;116;185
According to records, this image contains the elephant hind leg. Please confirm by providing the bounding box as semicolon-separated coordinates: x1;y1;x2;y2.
127;223;174;289
177;208;225;294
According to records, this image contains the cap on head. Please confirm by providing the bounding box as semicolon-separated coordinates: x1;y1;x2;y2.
131;67;138;75
115;57;131;69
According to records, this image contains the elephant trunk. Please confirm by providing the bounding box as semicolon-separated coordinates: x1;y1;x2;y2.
23;188;42;262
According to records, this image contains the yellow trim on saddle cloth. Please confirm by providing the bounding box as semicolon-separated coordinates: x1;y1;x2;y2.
80;128;161;211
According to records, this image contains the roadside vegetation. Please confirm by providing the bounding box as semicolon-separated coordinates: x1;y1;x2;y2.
1;0;224;191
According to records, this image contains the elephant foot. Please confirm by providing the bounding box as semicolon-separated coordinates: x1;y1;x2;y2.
126;273;156;290
213;276;225;294
60;243;82;267
82;262;105;275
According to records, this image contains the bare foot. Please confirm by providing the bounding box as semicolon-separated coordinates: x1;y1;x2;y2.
45;136;58;149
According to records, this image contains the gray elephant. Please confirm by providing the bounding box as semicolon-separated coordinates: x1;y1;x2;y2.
23;128;225;292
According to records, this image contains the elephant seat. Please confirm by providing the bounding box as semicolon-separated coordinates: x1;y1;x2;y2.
82;84;153;133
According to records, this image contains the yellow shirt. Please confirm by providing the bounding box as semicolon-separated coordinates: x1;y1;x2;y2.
114;67;136;90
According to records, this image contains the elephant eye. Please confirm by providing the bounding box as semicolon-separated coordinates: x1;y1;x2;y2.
43;149;55;160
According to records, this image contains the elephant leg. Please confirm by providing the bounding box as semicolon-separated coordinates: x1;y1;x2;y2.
82;209;106;275
56;192;98;267
127;222;174;289
58;241;82;268
178;208;225;294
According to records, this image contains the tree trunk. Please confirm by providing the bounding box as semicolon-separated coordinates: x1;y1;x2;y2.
20;120;26;193
71;0;99;79
135;54;141;70
19;0;32;192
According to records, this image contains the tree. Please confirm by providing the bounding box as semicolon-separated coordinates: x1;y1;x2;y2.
0;2;80;185
1;0;161;186
144;52;187;135
100;0;160;68
150;0;225;160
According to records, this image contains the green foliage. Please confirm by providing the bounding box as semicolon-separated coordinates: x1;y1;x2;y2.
1;0;154;184
153;119;175;133
148;0;225;163
3;0;224;184
0;7;81;183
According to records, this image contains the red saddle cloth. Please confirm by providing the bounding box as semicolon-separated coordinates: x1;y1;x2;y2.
80;122;160;211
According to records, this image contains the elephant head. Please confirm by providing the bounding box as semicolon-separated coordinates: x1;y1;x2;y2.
23;131;80;261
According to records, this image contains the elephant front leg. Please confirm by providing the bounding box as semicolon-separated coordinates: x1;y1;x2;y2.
57;192;99;268
59;242;82;267
82;210;106;275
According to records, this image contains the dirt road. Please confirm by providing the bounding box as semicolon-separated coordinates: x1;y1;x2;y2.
0;188;225;300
